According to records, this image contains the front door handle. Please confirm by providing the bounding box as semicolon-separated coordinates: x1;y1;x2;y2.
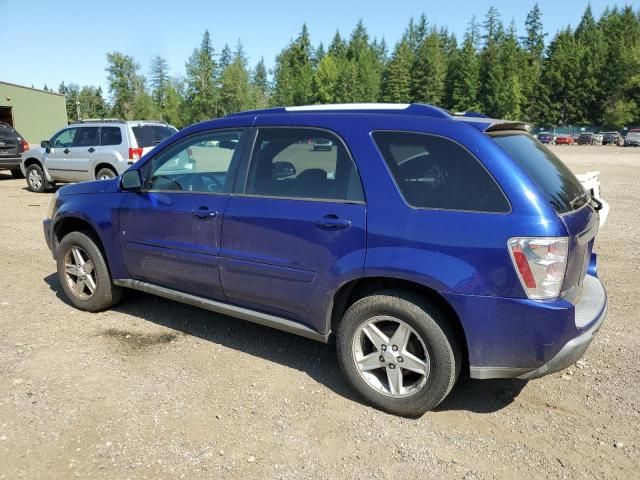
314;215;351;230
63;148;70;154
192;207;218;219
88;147;95;153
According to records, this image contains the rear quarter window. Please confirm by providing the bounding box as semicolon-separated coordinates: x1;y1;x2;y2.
491;132;586;214
372;131;510;212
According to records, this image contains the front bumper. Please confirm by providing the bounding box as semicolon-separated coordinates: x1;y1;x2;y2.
467;274;607;379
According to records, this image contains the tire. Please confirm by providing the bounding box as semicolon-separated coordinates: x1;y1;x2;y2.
10;168;24;179
96;167;117;180
26;163;47;193
56;231;123;312
336;290;461;416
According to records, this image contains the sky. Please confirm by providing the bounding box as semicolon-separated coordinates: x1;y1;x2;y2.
0;0;634;98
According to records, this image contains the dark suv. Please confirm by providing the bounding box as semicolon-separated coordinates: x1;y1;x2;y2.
0;122;29;178
43;104;607;416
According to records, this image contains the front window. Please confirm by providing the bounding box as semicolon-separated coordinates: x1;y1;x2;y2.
147;129;244;194
52;128;78;148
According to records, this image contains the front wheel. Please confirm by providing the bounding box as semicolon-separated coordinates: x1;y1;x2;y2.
26;164;47;192
56;231;123;311
337;291;461;416
96;167;117;180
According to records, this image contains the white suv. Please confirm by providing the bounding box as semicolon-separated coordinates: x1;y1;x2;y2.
21;119;177;192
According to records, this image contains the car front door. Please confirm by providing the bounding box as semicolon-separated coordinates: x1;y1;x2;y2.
118;128;247;300
67;126;100;181
45;127;79;181
219;127;367;333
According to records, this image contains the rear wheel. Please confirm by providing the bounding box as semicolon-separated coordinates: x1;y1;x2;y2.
337;291;461;416
10;168;24;179
96;167;117;180
56;231;122;311
26;164;47;193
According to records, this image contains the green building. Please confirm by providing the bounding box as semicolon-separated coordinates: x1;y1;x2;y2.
0;81;68;143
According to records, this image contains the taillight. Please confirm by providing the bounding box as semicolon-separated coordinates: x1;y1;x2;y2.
508;237;569;300
20;139;29;153
129;147;143;161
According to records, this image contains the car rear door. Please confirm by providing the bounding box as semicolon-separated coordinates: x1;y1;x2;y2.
219;127;366;333
118;128;247;300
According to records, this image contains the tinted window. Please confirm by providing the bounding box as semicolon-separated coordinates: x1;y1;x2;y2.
52;128;78;148
101;127;122;146
75;127;100;147
245;128;364;202
491;132;586;213
373;131;509;212
132;125;177;148
148;129;244;193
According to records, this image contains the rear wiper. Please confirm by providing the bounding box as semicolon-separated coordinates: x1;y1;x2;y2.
570;192;590;209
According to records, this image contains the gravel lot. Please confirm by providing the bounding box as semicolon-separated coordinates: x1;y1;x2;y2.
0;145;638;479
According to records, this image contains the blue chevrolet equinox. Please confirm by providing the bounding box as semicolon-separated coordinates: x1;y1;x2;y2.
43;104;607;416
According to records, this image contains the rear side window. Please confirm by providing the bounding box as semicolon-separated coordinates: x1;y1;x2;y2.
101;127;122;146
132;125;177;148
373;131;509;212
245;128;364;202
75;127;100;147
491;132;586;213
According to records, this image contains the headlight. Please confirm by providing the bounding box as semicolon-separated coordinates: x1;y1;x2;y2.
45;191;59;220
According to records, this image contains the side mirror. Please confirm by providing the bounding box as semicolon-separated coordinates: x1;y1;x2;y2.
40;140;50;153
273;161;296;179
120;170;143;192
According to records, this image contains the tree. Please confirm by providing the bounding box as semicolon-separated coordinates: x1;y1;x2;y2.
219;42;251;115
412;29;446;105
105;52;142;119
346;21;383;102
447;20;481;112
149;55;170;116
521;3;546;120
478;7;505;117
184;30;218;122
380;40;413;102
251;57;269;108
271;24;314;106
78;86;108;119
313;54;340;103
219;44;232;71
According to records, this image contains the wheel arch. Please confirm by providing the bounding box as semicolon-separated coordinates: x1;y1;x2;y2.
94;163;118;179
23;157;42;168
53;216;112;276
329;276;469;370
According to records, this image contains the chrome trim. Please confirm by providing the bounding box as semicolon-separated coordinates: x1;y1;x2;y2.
469;366;533;379
112;279;329;343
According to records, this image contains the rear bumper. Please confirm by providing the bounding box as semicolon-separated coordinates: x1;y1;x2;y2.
0;157;21;169
463;274;607;380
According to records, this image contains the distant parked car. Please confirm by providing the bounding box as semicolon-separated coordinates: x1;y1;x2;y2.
537;133;555;145
602;132;621;145
592;133;604;146
555;135;574;145
578;133;594;145
312;138;333;151
0;122;29;178
21;119;177;192
624;129;640;146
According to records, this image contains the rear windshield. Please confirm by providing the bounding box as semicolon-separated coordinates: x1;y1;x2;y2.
131;125;177;148
491;132;586;214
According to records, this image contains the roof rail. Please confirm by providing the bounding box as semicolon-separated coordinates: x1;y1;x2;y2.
127;119;169;125
227;103;451;119
69;118;125;124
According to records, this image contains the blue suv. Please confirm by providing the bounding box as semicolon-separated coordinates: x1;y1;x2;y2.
44;104;607;416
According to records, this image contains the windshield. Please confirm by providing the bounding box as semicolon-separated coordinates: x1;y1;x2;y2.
491;132;587;214
132;125;177;148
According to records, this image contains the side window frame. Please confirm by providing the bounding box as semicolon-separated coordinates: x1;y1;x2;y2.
236;126;365;204
140;128;248;195
51;127;79;149
371;130;511;214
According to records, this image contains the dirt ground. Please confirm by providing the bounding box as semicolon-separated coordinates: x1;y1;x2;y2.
0;145;638;479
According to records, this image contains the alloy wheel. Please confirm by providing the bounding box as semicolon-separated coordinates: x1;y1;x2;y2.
352;316;430;398
28;169;43;190
63;246;97;299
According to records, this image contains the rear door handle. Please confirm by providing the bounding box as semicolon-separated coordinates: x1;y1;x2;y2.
63;148;70;154
192;207;218;219
88;147;95;153
314;216;351;230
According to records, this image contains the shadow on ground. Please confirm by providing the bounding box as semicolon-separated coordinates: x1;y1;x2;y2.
44;272;526;414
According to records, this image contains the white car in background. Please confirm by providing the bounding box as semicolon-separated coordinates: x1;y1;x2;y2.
576;171;609;227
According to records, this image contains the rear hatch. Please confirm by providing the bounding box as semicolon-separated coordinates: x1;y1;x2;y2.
0;124;19;158
490;131;598;303
131;124;177;156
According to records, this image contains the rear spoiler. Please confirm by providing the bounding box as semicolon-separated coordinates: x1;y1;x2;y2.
453;114;530;133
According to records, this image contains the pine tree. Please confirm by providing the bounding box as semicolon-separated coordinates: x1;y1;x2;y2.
478;7;505;117
251;58;269;108
313;54;339;103
219;44;232;71
184;30;218;122
499;22;525;119
447;20;481;112
346;21;382;102
219;42;251;115
412;29;446;105
380;40;413;102
521;3;546;120
271;24;314;106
